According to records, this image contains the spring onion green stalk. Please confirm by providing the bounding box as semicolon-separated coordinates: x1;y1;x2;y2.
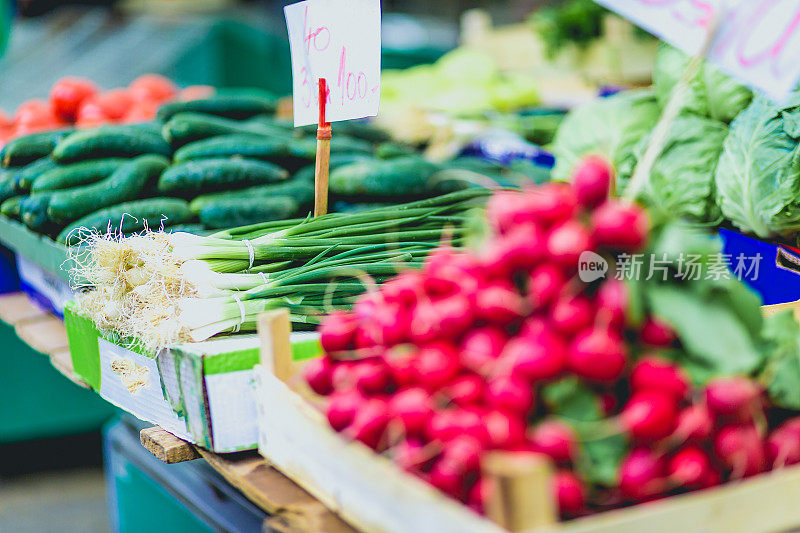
71;188;493;350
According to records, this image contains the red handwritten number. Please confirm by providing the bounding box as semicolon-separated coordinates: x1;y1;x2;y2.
302;5;330;54
337;46;369;105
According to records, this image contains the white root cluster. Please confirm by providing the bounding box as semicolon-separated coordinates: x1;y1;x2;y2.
68;228;202;351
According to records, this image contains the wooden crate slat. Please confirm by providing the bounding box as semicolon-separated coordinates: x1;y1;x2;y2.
140;426;201;464
0;292;49;325
15;315;69;355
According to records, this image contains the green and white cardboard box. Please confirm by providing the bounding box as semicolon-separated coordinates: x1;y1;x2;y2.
65;306;322;452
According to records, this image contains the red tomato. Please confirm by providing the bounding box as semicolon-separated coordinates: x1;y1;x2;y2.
14;99;61;131
76;100;111;128
123;99;158;123
0;109;11;128
178;85;215;101
91;89;134;120
50;77;99;123
129;74;177;103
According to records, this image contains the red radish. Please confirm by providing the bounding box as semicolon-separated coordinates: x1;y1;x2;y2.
594;278;628;330
553;470;586;516
467;478;489;514
519;316;548;337
368;303;411;347
347;397;390;450
704;377;762;419
318;311;358;352
353;291;382;322
486;191;535;235
460;327;507;375
498;330;566;382
571;155;612;209
413;341;460;391
443;374;485;406
618;447;668;501
640;315;677;346
551;293;594;336
568;326;627;382
352;359;391;394
766;423;800;467
668;445;714;489
382;271;424;307
521;182;578;227
303;356;333;395
393;439;431;472
326;390;363;431
390;387;434;436
475;283;526;324
591;200;649;252
484;409;527;449
546;220;593;267
429;457;467;498
129;73;177;102
427;408;485;443
443;435;484;472
630;356;689;401
620;390;679;442
383;345;418;386
671;404;713;443
482;225;546;277
486;375;535;415
529;420;577;464
50;77;99;122
331;362;355;390
434;293;476;337
409;301;443;344
527;264;566;311
714;424;766;477
600;392;618;416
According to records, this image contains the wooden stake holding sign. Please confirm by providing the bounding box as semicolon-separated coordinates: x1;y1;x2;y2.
283;0;382;218
315;78;332;216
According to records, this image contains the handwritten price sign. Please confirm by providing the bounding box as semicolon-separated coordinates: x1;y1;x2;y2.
596;0;800;101
285;0;381;127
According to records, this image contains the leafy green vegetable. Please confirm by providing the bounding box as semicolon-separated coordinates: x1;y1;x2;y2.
759;310;800;409
653;44;752;123
531;0;609;57
579;434;628;487
619;114;727;223
542;377;601;422
714;94;800;238
551;89;660;181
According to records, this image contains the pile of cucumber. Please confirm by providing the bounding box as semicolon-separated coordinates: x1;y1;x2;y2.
0;89;549;245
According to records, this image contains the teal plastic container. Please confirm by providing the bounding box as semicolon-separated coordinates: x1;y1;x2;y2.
0;321;116;443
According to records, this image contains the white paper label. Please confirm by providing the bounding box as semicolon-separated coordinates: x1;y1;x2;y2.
597;0;800;101
285;0;382;126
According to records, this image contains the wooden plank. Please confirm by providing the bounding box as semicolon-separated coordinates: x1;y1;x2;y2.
49;347;90;389
196;448;356;532
0;292;48;325
258;309;294;383
140;426;200;464
484;452;556;532
15;315;69;356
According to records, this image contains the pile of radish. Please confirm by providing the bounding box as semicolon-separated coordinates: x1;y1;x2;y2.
0;74;211;146
304;156;800;519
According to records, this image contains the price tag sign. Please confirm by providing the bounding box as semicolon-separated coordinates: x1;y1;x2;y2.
285;0;382;127
596;0;800;101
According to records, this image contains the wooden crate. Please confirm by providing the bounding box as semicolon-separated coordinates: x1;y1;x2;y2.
253;309;800;533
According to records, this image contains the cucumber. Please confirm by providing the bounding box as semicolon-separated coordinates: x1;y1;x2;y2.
329;156;440;198
199;196;298;229
333;121;391;143
330;135;373;155
47;155;169;223
58;198;193;244
165;223;211;235
375;142;416;159
20;194;55;231
158;158;289;196
52;127;170;163
156;93;278;122
1;129;72;167
173;134;315;165
15;158;59;191
162;113;291;147
189;179;315;215
1;196;22;220
32;158;127;192
0;170;17;204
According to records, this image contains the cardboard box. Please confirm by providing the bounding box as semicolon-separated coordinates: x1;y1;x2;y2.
65;306;322;452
